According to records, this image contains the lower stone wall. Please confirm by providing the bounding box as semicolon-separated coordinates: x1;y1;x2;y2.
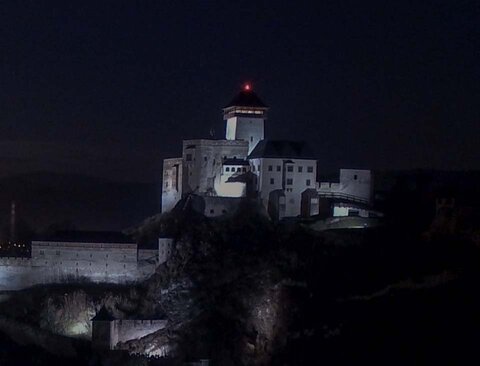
0;259;156;291
116;319;167;345
203;196;243;217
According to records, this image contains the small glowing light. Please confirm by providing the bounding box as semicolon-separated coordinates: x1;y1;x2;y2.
244;83;251;91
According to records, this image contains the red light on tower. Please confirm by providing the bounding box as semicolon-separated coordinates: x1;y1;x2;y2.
244;83;251;91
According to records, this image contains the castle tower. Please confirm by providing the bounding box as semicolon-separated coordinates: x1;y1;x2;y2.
223;84;268;154
91;306;118;350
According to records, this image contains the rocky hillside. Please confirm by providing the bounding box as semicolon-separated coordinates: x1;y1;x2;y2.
1;200;480;365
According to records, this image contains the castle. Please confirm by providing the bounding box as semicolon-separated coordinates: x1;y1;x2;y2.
162;85;377;220
0;85;380;292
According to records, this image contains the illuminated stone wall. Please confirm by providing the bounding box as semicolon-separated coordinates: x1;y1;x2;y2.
0;257;38;291
162;157;183;212
92;319;167;351
0;241;160;291
31;241;140;282
115;319;167;345
158;238;173;264
250;157;318;219
203;196;243;217
318;169;373;204
182;139;249;195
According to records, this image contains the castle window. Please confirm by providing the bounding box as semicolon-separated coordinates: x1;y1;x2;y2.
257;165;261;172
186;154;192;161
287;165;293;172
298;166;303;173
270;178;275;184
276;165;281;172
204;156;207;161
40;250;44;255
268;165;273;171
287;178;293;185
226;167;230;172
237;167;241;172
354;174;358;180
306;179;311;186
165;182;169;188
210;209;214;214
242;167;246;172
307;166;314;173
250;136;253;142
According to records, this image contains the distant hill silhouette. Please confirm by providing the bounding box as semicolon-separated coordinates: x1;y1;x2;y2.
0;172;159;233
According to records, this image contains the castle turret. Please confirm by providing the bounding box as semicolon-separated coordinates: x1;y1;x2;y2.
223;84;268;154
91;306;118;350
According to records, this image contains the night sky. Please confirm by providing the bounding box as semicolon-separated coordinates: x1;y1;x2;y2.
1;1;479;183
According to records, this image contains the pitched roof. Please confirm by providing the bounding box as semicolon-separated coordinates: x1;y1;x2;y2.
223;158;250;166
37;230;135;244
224;90;268;108
248;140;316;160
92;306;116;321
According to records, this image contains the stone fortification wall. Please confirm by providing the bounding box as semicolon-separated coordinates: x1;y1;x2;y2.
162;157;184;212
31;241;142;285
0;257;38;291
203;196;243;217
115;319;167;345
182;139;249;195
158;238;173;264
0;241;158;291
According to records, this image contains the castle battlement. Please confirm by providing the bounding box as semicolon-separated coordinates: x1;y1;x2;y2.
0;234;175;292
32;241;138;250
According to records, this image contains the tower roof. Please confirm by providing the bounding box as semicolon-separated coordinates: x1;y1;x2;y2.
224;88;268;109
92;306;116;321
248;140;316;159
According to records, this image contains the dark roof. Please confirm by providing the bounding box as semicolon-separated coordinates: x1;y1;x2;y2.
92;306;116;321
224;90;267;108
226;171;256;183
223;158;250;166
38;230;135;244
248;140;316;160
